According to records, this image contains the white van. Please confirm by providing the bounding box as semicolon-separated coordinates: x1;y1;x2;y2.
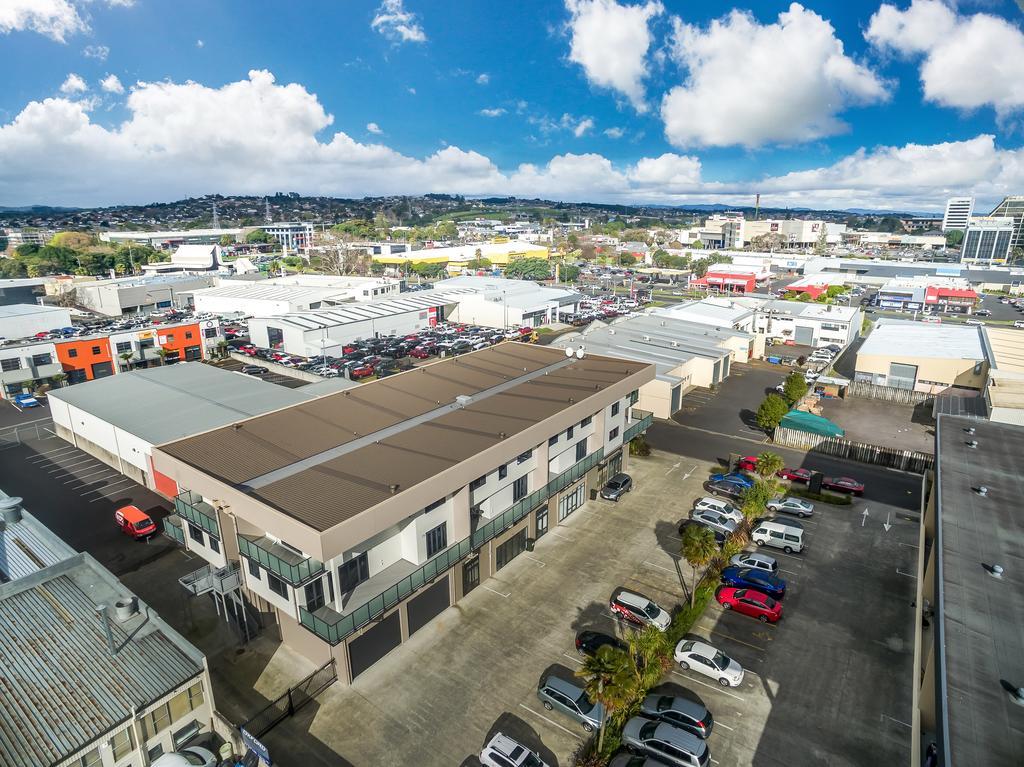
752;520;804;554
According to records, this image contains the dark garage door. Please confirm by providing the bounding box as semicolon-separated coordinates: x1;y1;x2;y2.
348;610;401;680
407;575;450;636
91;361;114;378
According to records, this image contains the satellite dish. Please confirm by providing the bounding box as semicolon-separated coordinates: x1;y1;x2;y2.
565;346;575;357
575;347;586;359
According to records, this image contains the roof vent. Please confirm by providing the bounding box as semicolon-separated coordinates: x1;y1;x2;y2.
1002;680;1024;707
0;496;23;524
498;432;507;439
114;597;138;622
967;440;978;449
455;394;473;408
976;485;989;497
608;329;615;335
389;483;400;494
965;426;976;435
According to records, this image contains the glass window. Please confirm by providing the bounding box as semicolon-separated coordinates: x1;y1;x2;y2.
469;476;485;491
91;346;101;355
247;558;261;580
576;441;587;462
498;464;508;480
168;689;191;723
425;522;448;558
304;579;326;612
203;327;217;338
142;702;171;740
611;402;620;416
185;331;193;339
78;747;102;767
517;450;532;464
110;727;134;761
147;743;165;762
207;535;219;554
267;572;288;598
68;348;78;358
0;358;20;372
425;498;445;513
566;426;574;439
187;523;203;545
513;476;528;502
548;435;558;447
31;353;52;366
609;427;619;440
581;416;592;427
116;341;132;354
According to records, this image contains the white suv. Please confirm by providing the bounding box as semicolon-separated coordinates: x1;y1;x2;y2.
693;497;743;525
480;733;548;767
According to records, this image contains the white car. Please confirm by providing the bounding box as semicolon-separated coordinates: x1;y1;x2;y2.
804;371;820;383
729;551;779;574
151;747;217;767
689;509;738;537
693;497;744;525
766;496;815;518
674;639;745;687
1014;320;1024;329
965;319;985;326
480;733;548;767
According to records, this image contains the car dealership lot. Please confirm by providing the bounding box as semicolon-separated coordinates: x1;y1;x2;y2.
255;450;914;767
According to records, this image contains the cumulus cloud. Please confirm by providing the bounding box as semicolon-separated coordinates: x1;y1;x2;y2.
565;0;663;111
478;108;506;118
662;3;888;148
59;73;88;95
1;69;1020;211
0;0;86;42
99;74;124;94
371;0;426;43
476;73;489;85
604;127;625;139
83;44;109;61
366;122;383;134
866;0;1024;116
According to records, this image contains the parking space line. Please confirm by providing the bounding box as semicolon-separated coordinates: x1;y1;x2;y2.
642;560;678;574
27;446;76;460
693;623;769;653
47;457;96;471
896;569;917;579
481;584;510;598
881;713;912;728
561;652;583;666
66;467;116;480
670;671;744;701
549;531;574;542
712;720;734;732
523;554;546;567
517;704;583;741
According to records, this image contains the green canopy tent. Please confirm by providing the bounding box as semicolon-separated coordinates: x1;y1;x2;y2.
778;409;845;438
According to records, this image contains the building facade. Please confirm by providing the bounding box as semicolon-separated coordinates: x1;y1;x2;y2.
961;217;1014;264
261;222;315;251
74;275;218;317
987;195;1024;252
151;345;655;683
941;197;974;232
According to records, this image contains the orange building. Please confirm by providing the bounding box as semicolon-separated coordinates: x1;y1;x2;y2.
54;337;116;382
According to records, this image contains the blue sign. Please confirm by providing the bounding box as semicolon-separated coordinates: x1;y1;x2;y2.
240;728;272;765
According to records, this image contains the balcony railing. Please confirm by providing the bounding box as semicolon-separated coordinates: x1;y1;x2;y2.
623;409;654;443
237;534;324;585
174;490;220;537
298;449;605;645
161;514;186;545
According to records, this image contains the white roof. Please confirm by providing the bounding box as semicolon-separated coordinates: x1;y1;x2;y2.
388;241;548;260
656;299;754;327
171;244;217;268
859;319;986;360
191;283;349;304
0;304;67;318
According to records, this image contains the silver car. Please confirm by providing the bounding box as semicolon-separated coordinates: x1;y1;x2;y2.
689;509;737;537
767;497;815;518
621;717;711;767
536;676;605;732
729;551;779;575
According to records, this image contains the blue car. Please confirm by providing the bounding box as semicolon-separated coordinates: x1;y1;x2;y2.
720;566;787;599
13;393;41;408
709;472;755;489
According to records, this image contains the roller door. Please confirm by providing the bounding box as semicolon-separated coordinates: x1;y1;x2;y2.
407;575;451;636
348;610;401;679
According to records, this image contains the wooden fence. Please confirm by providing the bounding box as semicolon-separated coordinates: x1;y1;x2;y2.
773;426;934;474
847;380;934;405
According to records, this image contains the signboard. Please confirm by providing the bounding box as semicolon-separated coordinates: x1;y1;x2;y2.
138;330;155;340
240;728;271;765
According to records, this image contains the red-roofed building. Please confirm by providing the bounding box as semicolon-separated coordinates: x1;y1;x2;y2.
925;285;978;314
690;264;768;294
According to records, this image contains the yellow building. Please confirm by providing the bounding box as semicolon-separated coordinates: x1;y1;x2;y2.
373;241;550;273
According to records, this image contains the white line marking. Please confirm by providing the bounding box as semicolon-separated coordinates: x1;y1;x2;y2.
670;671;744;701
517;704;583;741
881;713;912;728
481;584;510;598
681;463;698;480
523;554;546;567
896;569;917;579
713;720;735;732
27;446;76;460
67;467;116;481
549;531;574;542
898;542;919;549
561;652;584;665
642;560;678;574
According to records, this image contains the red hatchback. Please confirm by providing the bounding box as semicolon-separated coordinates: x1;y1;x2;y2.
822;476;865;496
349;364;375;379
717;587;782;623
777;467;812;483
737;456;759;472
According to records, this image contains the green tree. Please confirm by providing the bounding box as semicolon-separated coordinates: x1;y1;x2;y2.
1009;246;1024;265
795;292;812;302
219;234;236;246
560;263;581;282
575;645;632;752
756;393;789;430
782;372;809;404
625;625;672;696
690;258;711;279
26;263;43;278
813;225;829;255
754;451;784;481
503;257;551;280
945;229;964;247
681;523;719;608
118;351;134;371
619;253;637;267
466;257;492;271
245;229;272;244
155;348;169;366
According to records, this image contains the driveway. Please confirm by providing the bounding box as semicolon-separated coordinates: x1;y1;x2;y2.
674;363;791;440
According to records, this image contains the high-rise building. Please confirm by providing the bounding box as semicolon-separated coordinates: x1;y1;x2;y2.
941;197;974;231
961;216;1014;263
988;195;1024;252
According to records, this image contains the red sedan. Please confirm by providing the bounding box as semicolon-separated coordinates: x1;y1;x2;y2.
777;467;812;483
716;587;782;623
737;456;759;472
822;476;865;496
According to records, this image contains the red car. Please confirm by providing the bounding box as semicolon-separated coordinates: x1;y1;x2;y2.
409;345;435;359
822;476;865;496
349;364;376;379
737;456;759;472
716;587;782;623
777;467;812;483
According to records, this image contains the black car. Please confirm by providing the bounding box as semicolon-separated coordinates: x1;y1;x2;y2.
639;694;715;739
575;630;628;658
704;479;745;502
601;473;633;501
241;365;268;376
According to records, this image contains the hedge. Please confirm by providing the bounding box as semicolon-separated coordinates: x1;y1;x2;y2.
788;487;853;505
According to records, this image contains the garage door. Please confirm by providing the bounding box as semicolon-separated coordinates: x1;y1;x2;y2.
347;610;401;680
91;361;114;378
795;325;814;345
407;575;450;636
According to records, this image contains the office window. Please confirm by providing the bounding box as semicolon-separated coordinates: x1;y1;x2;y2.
611;402;620;416
31;353;52;366
0;358;21;372
68;348;78;358
187;523;203;545
148;743;165;762
498;464;508;480
566;426;574;440
207;535;220;554
426;522;448;558
609;427;619;440
576;441;587;462
469;476;485;491
91;346;101;355
78;747;102;767
267;572;288;598
548;435;558;447
203;327;217;338
517;449;533;464
581;416;592;427
140;338;155;349
165;334;175;342
156;300;173;309
185;331;193;339
425;498;445;513
142;702;171;740
247;558;261;580
110;728;134;761
115;341;132;354
513;475;528;502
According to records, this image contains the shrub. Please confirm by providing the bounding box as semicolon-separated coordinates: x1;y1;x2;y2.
629;434;651;457
756;394;789;430
789;487;853;505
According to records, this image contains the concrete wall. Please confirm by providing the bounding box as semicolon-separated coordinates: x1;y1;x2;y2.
855;353;988;392
0;307;71;339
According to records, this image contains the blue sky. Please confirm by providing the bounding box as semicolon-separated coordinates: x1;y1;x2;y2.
0;0;1023;210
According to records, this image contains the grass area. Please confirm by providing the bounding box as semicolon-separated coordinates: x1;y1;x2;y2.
536;327;555;334
789;487;853;505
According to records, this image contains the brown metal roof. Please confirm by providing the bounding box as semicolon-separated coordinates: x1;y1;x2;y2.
160;343;646;531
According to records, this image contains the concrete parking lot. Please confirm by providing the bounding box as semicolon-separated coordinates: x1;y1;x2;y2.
209;357;311;388
249;449;914;767
674;362;792;441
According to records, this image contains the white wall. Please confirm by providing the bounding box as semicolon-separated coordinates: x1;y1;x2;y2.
601;397;628;453
471;450;538;518
0;307;71;339
548;416;596;475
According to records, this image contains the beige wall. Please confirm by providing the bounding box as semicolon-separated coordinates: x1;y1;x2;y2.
856;352;988;392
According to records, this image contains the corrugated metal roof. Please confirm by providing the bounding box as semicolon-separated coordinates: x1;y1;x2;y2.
0;557;202;767
858;319;986;360
0;501;76;582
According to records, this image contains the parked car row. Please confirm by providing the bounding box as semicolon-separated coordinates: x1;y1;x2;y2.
739;455;866;496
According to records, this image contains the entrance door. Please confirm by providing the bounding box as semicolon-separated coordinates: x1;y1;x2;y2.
340;553;369;593
304;578;326;613
558;483;586;521
536;505;549;539
462;557;480;595
495;529;528;570
608;450;623;477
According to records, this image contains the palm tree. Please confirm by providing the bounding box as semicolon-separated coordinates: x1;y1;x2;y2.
118;351;134;372
49;372;67;388
215;339;229;359
681;523;719;609
755;451;784;482
575;645;631;753
626;625;671;692
155;348;169;366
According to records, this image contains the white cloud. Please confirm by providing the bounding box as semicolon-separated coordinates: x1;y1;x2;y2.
196;39;204;48
106;0;135;6
407;87;416;95
866;0;1024;116
478;108;506;118
0;0;86;42
604;126;625;139
1;69;1020;212
59;73;88;95
662;3;888;148
83;44;109;61
565;0;663;111
366;122;383;134
99;74;124;94
573;117;594;137
371;0;426;43
476;73;489;85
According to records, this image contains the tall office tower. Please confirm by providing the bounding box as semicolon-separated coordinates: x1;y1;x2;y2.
942;197;974;231
988;195;1024;251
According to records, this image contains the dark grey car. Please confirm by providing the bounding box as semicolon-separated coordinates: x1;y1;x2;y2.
639;694;714;738
601;473;633;501
621;717;711;767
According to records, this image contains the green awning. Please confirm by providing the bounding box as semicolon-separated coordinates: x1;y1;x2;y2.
779;409;845;437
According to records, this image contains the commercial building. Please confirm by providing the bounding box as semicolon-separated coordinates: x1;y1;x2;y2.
0;341;62;399
551;314;755;418
689;264;770;294
913;416;1024;766
0;303;72;339
100;228;242;249
721;219;845;250
73;274;218;317
141;244;223;275
3;228;57;248
48;363;314;492
941;197;974;231
437;276;582;327
781;273;847;299
981;327;1024;426
655;298;757;333
0;491;216;767
189;276;400;317
876;277;978;314
0;277;49;306
802;257;1024;293
987;194;1024;251
961;217;1014;264
855;319;988;394
151;344;654;682
373;241;550;272
262;221;315;251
